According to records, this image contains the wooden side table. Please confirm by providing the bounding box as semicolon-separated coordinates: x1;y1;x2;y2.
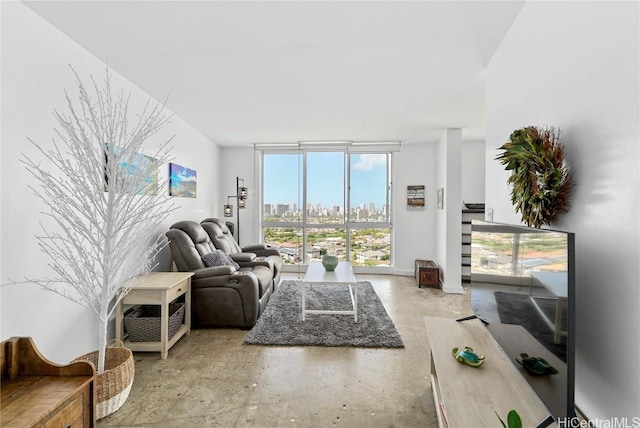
116;272;194;359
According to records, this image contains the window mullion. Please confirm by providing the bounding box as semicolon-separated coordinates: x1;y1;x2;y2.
345;152;351;262
387;152;392;224
302;150;308;264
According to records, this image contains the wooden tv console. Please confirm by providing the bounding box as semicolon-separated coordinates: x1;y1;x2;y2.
425;317;556;428
1;337;96;427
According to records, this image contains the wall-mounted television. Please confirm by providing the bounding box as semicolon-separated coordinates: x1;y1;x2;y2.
469;220;575;423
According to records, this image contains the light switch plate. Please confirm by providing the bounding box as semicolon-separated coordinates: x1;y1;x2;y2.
486;208;493;221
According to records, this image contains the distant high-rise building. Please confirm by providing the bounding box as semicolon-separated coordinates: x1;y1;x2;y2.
356;207;368;221
369;203;376;215
276;204;289;216
264;204;272;216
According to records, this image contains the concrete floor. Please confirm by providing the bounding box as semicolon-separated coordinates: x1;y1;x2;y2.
100;274;471;427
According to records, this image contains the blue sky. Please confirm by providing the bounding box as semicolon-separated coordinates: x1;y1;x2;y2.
169;163;197;183
264;153;387;208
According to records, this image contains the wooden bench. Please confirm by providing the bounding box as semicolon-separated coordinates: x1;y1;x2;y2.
1;337;96;427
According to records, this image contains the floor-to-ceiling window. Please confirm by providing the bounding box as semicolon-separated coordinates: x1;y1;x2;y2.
260;145;394;270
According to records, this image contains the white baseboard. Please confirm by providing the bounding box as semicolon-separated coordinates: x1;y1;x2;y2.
393;269;414;276
442;282;464;294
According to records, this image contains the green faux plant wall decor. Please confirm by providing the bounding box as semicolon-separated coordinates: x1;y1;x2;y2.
496;126;573;228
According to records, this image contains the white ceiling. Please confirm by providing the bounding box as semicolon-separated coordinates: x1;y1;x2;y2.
24;1;525;147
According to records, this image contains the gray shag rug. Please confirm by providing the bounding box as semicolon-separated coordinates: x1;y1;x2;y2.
244;280;404;348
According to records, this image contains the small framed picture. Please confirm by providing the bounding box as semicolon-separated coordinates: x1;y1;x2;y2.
169;163;197;198
437;188;444;209
407;185;425;209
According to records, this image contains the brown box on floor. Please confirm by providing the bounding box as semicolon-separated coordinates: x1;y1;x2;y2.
415;260;439;288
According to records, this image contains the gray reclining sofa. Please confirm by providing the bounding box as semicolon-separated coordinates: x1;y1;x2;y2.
166;220;274;329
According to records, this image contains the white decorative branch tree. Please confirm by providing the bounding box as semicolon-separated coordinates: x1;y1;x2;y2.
13;67;177;373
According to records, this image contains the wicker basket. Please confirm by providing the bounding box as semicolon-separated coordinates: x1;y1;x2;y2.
124;302;185;342
73;340;134;419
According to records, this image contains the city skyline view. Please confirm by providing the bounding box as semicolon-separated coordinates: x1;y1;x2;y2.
262;152;392;266
263;152;388;209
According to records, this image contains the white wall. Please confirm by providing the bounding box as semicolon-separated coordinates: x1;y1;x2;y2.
461;140;485;204
220;147;256;247
436;129;463;293
0;2;220;363
393;143;439;275
485;1;639;420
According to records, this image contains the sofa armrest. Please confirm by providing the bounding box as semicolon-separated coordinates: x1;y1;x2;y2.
242;244;281;258
253;249;281;258
230;252;257;263
241;244;267;251
236;257;275;271
192;265;236;279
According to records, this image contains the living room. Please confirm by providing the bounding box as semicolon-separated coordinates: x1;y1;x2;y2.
1;1;638;426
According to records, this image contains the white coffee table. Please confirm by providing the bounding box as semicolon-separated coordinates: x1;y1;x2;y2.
301;261;358;322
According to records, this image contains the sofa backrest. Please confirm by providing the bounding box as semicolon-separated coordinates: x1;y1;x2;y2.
201;218;243;254
166;220;217;272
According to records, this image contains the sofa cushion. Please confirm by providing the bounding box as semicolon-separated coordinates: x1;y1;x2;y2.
202;250;240;270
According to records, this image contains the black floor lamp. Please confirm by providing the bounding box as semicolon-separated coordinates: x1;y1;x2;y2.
223;177;247;242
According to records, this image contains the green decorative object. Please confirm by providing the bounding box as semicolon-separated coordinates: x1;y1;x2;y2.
516;353;558;376
496;126;573;228
321;255;339;271
497;409;523;428
451;346;485;367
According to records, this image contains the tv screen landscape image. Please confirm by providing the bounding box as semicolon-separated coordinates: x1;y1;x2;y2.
470;220;576;421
